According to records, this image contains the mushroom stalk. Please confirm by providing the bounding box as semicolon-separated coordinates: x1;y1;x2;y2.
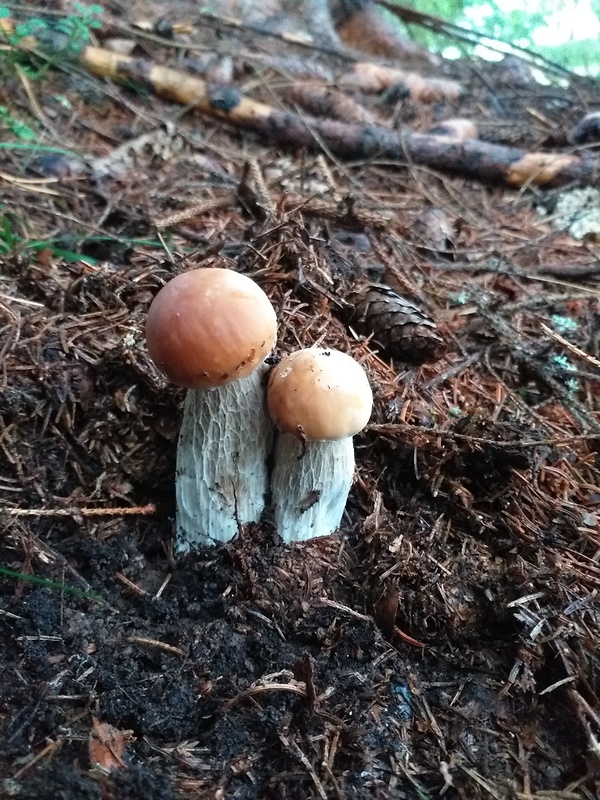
176;363;273;552
271;433;354;542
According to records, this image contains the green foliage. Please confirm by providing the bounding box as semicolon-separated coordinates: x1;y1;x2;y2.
0;211;97;263
0;3;103;56
0;4;105;136
394;0;600;74
0;106;36;140
54;1;103;49
0;214;20;253
535;38;600;73
0;211;170;263
0;143;78;155
476;6;548;44
0;565;107;604
12;17;47;40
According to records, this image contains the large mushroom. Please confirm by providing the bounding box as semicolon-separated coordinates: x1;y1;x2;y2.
267;348;373;542
145;267;277;551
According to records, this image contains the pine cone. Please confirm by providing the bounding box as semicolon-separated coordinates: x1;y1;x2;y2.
348;284;447;364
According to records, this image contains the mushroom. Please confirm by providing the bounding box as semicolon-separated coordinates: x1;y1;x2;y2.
267;348;373;542
427;118;478;141
145;267;277;551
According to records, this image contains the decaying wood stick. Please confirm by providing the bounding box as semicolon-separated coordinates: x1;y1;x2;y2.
78;47;600;189
15;29;600;189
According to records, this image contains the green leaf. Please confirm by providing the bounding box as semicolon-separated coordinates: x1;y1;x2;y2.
0;566;108;604
0;106;37;140
15;18;47;37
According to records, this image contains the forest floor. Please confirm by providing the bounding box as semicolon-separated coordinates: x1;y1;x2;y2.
0;2;599;799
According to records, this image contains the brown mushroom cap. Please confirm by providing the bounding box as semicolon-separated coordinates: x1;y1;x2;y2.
145;268;277;389
267;348;373;441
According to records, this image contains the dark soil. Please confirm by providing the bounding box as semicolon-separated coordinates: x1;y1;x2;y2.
1;2;599;799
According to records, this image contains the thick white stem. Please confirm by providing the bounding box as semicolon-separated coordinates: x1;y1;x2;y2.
271;434;354;542
175;364;273;551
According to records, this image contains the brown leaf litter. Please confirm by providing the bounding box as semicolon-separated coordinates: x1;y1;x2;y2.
0;3;599;799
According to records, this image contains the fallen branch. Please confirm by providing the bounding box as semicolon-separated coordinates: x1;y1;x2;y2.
11;26;599;189
77;46;600;189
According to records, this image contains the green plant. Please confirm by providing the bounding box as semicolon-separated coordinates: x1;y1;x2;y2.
389;0;600;75
0;211;102;263
0;213;20;254
0;143;78;154
0;565;107;604
0;105;36;140
0;3;103;56
0;211;175;263
52;1;103;53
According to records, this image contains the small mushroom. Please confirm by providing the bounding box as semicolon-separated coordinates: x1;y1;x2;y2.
267;348;373;542
427;118;478;141
145;268;277;551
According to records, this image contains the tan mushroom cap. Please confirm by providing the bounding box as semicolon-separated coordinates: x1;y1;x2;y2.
427;118;478;142
267;348;373;441
145;268;277;389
